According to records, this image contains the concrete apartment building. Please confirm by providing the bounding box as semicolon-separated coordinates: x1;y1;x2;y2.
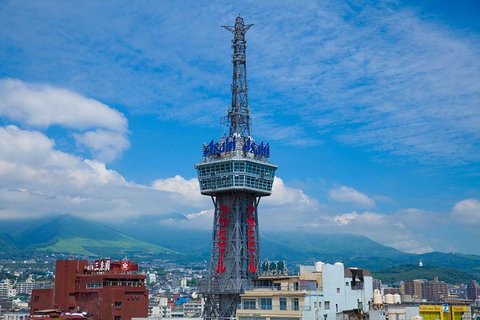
403;278;449;302
236;262;373;320
404;280;423;301
467;280;480;301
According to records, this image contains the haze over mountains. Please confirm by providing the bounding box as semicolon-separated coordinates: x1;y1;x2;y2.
0;215;478;283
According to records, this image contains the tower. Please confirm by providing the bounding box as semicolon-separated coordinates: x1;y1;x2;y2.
195;16;277;320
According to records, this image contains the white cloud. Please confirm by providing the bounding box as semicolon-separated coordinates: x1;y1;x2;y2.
0;79;129;161
452;199;480;224
329;186;375;208
152;175;208;208
302;208;440;254
332;211;385;226
0;79;126;131
264;177;319;210
74;129;130;163
0;125;181;220
333;212;358;225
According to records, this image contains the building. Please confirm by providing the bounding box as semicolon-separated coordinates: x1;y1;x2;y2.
182;299;204;317
16;277;35;296
30;259;148;320
195;16;277;319
467;280;480;301
235;262;373;320
369;304;420;320
2;312;30;320
404;280;424;301
0;279;14;298
421;277;448;302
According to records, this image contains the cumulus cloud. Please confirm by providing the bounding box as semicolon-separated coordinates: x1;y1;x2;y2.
152;175;208;208
74;129;130;163
329;186;375;208
452;199;480;224
0;79;126;130
301;208;441;254
0;79;129;161
0;125;178;220
264;177;319;209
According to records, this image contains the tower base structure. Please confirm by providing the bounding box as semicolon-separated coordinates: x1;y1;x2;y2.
201;192;261;320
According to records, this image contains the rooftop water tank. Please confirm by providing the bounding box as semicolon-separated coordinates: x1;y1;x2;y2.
393;294;401;304
373;289;383;305
385;294;394;304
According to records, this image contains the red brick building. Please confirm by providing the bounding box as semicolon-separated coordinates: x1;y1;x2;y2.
31;259;148;320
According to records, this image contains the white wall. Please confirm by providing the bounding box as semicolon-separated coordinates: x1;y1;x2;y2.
300;262;373;320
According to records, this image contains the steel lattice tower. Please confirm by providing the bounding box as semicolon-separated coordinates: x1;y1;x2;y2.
195;16;277;320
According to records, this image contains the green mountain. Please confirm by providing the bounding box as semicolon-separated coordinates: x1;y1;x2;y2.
1;215;479;283
0;215;175;257
261;232;408;261
113;221;409;262
113;221;480;282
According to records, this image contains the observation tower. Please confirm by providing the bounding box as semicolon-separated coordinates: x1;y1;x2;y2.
195;16;277;320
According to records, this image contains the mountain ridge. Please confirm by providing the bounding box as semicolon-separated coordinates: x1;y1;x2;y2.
0;215;176;257
0;215;479;282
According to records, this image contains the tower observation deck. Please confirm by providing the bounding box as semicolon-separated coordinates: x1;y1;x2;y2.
195;16;277;320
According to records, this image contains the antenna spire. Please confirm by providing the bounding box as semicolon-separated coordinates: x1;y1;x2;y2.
222;16;253;137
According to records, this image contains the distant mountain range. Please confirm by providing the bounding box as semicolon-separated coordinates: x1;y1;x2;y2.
0;215;174;257
0;215;478;283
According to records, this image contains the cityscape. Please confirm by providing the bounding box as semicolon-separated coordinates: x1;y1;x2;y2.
1;1;480;320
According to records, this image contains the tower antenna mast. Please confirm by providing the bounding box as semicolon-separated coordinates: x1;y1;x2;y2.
222;16;254;137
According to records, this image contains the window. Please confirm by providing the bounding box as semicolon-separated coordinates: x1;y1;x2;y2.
293;282;299;291
336;304;338;312
280;298;287;310
292;298;299;311
114;317;121;320
325;301;330;310
86;282;102;288
115;301;122;307
243;299;256;310
346;282;349;286
337;288;340;293
260;298;272;310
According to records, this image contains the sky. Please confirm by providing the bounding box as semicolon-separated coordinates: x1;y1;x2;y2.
0;0;479;255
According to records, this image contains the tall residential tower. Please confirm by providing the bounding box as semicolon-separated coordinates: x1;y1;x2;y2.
195;16;277;320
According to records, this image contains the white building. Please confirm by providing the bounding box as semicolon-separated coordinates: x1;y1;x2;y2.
0;279;16;298
149;296;171;318
236;262;373;320
183;299;204;317
368;304;420;320
2;312;30;320
147;272;157;285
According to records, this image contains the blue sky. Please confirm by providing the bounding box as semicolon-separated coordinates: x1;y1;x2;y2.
0;0;479;254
